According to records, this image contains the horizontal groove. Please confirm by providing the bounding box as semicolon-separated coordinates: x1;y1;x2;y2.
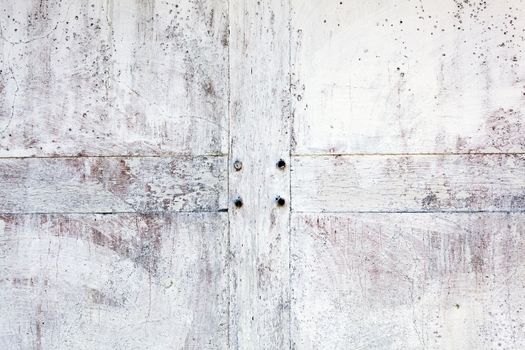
0;209;229;216
292;210;525;214
2;152;521;160
0;153;227;160
292;152;525;157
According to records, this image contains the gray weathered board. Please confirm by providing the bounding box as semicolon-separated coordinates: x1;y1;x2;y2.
0;0;524;349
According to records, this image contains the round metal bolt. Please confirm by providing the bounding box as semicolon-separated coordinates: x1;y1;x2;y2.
276;196;286;206
234;197;243;208
233;160;243;171
276;159;286;169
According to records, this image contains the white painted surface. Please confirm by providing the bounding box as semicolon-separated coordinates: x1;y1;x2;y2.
292;154;525;212
0;0;228;157
291;213;525;350
291;0;525;154
229;0;291;348
0;0;524;349
0;213;228;349
0;156;226;213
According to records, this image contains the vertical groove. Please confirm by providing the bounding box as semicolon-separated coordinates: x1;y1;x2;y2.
226;0;232;346
287;0;293;348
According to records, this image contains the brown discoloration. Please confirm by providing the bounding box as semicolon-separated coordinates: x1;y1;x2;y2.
51;214;164;275
0;215;17;225
294;213;525;348
0;212;229;348
1;214;165;276
0;156;227;213
301;213;520;297
133;214;164;275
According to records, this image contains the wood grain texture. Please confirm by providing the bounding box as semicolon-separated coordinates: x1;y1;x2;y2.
0;0;228;157
228;0;291;348
1;0;523;349
292;154;525;212
291;0;525;154
0;212;228;349
291;213;525;350
0;156;227;213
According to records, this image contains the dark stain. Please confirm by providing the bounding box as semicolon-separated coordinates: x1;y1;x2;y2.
11;277;36;286
207;9;215;33
0;215;17;225
257;262;273;289
510;194;525;210
202;79;215;97
484;108;524;151
89;158;135;197
470;254;485;273
118;159;133;182
221;27;229;47
133;214;164;275
162;198;171;210
86;287;123;307
421;192;439;209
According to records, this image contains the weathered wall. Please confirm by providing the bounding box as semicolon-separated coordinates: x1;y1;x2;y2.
1;0;524;349
0;1;230;349
289;1;525;349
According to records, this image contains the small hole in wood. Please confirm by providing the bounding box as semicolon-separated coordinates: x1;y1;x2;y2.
234;197;243;208
276;159;286;169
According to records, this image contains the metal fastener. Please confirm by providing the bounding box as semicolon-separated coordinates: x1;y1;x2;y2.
276;159;286;169
233;160;243;171
275;196;285;206
234;196;243;208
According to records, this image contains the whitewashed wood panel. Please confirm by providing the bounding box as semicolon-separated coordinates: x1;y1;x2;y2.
291;0;525;154
0;156;226;213
0;0;228;157
291;213;525;349
292;154;525;212
0;212;228;349
229;0;291;348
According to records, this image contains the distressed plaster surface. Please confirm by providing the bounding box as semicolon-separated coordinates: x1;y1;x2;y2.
1;0;524;349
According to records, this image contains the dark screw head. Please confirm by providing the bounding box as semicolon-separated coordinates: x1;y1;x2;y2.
276;159;286;169
233;160;243;171
234;197;243;208
276;196;286;206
